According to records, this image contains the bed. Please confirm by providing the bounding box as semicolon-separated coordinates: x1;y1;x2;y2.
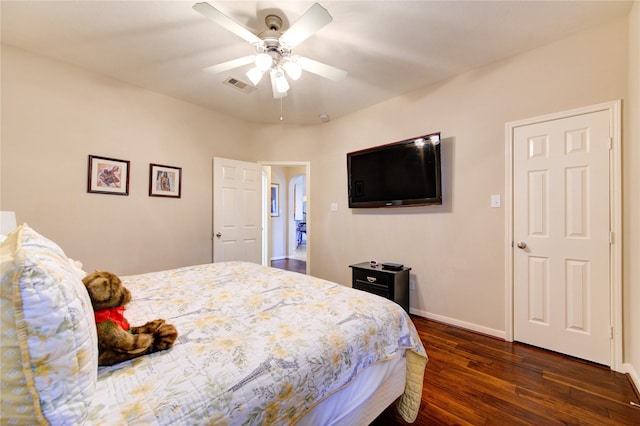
1;224;428;425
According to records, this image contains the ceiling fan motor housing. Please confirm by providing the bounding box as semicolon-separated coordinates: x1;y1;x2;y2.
257;15;290;63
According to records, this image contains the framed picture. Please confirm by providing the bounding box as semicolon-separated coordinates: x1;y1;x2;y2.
149;163;182;198
270;183;279;217
87;155;130;195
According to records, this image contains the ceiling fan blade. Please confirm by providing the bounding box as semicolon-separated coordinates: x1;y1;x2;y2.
203;56;255;74
193;2;262;45
279;3;332;49
297;56;347;81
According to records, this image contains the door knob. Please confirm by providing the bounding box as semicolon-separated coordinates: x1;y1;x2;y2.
216;232;222;238
516;241;527;249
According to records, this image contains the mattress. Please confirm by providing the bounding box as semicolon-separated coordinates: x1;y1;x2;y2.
87;261;427;425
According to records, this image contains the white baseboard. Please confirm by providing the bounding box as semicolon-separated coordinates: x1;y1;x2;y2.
409;308;506;340
621;363;640;394
270;256;286;261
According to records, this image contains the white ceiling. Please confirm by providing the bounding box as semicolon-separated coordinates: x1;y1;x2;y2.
1;1;632;125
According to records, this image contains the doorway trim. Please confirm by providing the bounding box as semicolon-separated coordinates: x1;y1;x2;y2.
259;161;311;275
504;100;622;371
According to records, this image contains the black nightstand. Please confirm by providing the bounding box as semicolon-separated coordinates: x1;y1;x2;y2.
349;262;410;313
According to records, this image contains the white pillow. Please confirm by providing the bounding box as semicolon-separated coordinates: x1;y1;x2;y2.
0;224;98;424
68;257;88;280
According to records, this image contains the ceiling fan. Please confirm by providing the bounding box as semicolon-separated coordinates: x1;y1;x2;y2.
193;2;347;99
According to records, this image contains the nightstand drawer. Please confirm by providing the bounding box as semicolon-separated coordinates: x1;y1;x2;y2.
352;268;393;286
353;279;392;299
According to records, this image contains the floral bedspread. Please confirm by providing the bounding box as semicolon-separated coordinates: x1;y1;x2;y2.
87;261;427;425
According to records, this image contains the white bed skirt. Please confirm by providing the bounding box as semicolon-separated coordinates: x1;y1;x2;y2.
299;352;407;425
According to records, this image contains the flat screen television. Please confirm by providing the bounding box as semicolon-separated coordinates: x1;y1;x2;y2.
347;132;442;208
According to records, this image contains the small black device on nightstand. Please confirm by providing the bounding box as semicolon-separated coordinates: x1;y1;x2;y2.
381;262;404;271
349;262;411;313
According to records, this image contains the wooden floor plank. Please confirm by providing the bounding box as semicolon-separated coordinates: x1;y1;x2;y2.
371;316;640;425
270;258;306;274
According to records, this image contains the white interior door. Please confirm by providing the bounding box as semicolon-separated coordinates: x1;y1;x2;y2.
513;109;611;365
213;157;262;264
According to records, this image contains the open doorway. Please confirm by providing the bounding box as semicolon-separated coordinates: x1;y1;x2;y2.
261;162;310;275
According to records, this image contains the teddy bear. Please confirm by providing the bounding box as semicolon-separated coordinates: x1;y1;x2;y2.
82;270;178;366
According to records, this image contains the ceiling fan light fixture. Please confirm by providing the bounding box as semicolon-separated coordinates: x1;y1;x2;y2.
246;67;264;85
255;53;273;72
274;71;290;93
283;60;302;81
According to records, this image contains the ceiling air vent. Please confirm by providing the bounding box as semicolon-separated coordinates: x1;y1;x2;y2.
223;77;257;94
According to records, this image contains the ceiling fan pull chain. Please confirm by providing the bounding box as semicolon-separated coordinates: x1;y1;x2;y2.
280;96;284;121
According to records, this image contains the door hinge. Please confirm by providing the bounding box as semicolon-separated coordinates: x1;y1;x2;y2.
609;231;614;244
608;137;613;150
610;326;614;340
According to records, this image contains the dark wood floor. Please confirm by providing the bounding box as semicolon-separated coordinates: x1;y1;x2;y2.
271;258;306;274
372;315;640;425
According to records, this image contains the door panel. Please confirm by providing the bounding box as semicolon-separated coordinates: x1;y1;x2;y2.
213;157;262;263
513;110;610;365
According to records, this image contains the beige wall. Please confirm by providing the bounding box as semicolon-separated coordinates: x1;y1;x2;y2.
1;45;259;275
1;10;637;378
624;1;640;383
254;17;631;337
270;166;287;259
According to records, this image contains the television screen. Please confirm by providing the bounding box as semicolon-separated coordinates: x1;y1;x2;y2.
347;132;442;208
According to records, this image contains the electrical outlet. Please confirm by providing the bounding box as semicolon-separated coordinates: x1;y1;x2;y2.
410;279;416;291
491;194;501;208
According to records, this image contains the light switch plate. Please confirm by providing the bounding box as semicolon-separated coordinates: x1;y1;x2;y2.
330;202;338;211
491;194;501;208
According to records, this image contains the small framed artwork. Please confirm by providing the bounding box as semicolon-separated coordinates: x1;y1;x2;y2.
87;155;130;195
270;183;279;217
149;163;182;198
